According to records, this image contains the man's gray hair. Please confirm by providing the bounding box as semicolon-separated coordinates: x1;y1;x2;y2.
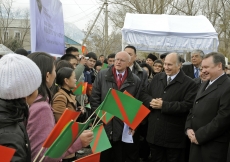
191;50;205;58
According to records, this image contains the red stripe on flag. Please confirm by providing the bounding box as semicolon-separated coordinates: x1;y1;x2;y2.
91;125;103;153
123;90;134;98
74;152;100;162
130;105;150;129
0;145;16;162
111;89;131;125
72;82;83;92
71;122;79;141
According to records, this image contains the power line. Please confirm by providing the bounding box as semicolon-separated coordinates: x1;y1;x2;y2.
65;5;98;19
70;7;100;23
73;0;89;17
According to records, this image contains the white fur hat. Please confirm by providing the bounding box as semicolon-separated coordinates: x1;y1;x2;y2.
0;53;42;99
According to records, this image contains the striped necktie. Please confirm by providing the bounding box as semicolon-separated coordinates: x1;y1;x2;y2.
167;77;172;85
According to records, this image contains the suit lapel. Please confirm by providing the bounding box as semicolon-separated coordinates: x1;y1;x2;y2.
195;74;228;101
196;83;217;100
160;71;184;88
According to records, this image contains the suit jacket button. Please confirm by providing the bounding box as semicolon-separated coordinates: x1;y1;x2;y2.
192;115;194;119
196;101;198;104
164;91;166;93
157;118;159;120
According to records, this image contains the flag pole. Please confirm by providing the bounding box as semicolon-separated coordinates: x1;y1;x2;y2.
33;147;44;162
91;112;107;130
85;105;100;123
38;156;45;162
91;110;101;128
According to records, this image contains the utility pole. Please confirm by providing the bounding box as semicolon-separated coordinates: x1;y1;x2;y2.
82;3;105;46
104;0;108;56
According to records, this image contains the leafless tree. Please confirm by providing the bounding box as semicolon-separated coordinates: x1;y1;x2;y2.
85;0;230;59
0;0;30;50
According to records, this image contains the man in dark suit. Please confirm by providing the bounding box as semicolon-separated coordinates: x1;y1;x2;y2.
182;50;204;79
140;53;198;162
186;52;230;162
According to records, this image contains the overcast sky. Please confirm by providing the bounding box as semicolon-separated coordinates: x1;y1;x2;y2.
12;0;103;30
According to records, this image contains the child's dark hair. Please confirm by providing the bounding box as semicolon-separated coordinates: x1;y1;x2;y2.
85;52;97;61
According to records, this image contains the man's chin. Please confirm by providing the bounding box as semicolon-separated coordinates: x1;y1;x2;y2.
165;71;170;75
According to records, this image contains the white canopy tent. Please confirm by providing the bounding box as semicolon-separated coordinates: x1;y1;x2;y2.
0;44;13;56
122;13;219;54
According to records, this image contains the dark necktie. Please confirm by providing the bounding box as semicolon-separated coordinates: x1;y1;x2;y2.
194;67;199;78
117;74;122;89
167;76;172;85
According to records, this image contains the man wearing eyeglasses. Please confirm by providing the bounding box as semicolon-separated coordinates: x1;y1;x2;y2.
90;51;142;162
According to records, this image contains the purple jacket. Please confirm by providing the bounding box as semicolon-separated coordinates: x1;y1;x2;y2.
27;96;82;162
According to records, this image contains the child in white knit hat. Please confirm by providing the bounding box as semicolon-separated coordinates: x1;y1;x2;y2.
0;53;42;162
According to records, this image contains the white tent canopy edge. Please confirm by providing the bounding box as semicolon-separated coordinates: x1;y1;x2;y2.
122;13;219;54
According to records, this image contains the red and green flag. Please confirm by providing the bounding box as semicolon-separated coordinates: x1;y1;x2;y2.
72;82;84;95
90;124;111;153
74;152;100;162
123;90;134;98
44;118;94;158
43;109;80;148
100;89;150;130
95;103;114;124
101;63;108;70
0;145;16;162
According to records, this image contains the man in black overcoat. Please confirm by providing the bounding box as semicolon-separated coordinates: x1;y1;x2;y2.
140;53;198;162
90;51;141;162
185;52;230;162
